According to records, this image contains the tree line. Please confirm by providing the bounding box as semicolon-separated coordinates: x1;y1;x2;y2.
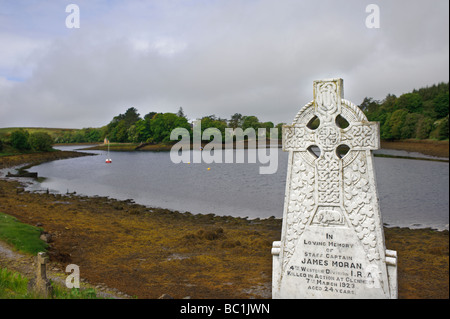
0;130;54;153
62;82;448;144
360;82;449;140
2;82;448;152
54;107;285;144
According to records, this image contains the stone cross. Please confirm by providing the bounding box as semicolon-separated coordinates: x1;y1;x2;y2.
272;78;397;299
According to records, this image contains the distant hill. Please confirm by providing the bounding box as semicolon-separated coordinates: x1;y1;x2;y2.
0;127;79;139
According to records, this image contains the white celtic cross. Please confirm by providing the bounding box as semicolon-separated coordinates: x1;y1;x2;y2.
272;78;397;299
283;78;379;207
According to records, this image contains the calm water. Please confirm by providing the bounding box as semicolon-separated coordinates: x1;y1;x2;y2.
19;146;450;231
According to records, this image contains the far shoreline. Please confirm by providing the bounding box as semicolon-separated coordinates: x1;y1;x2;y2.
59;138;449;159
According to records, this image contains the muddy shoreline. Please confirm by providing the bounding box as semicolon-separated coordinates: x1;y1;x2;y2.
0;150;448;299
380;140;449;158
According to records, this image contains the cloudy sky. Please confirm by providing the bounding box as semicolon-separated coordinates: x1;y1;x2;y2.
0;0;448;128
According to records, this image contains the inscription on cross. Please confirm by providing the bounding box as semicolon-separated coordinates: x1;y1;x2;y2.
272;78;397;299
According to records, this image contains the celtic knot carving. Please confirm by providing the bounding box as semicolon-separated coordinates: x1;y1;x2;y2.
315;126;340;151
283;126;315;151
350;125;377;149
316;151;340;204
343;156;381;262
283;152;315;269
274;79;395;299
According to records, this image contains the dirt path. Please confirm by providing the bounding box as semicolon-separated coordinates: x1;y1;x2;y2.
0;240;34;277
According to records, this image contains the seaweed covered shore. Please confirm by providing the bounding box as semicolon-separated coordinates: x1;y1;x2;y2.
0;150;448;299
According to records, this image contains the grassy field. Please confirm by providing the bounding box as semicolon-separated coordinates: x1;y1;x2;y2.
0;212;48;255
0;267;31;298
0;266;102;299
0;211;104;299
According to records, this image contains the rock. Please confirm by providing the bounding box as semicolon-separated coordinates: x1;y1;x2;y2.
39;233;52;243
158;294;174;299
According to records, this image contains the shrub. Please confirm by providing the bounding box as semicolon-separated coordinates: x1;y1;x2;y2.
10;130;30;150
28;132;54;152
416;116;435;139
438;116;449;140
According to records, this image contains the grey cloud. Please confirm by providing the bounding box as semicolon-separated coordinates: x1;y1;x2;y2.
0;0;448;128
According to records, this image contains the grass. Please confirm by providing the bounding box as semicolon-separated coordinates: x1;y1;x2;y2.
0;212;48;255
50;284;100;299
0;267;30;298
0;212;103;299
0;267;102;299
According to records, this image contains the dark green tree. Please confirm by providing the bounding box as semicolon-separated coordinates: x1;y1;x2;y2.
122;107;141;127
416;116;435;139
434;92;449;119
400;113;421;139
83;128;102;142
229;113;243;129
360;97;380;114
241;115;260;131
438;116;449;140
130;119;151;143
28;132;54;152
10;130;30;150
381;94;397;113
144;112;158;121
176;107;187;119
396;93;423;113
388;109;409;139
200;115;227;141
380;113;393;140
149;113;191;143
114;120;129;143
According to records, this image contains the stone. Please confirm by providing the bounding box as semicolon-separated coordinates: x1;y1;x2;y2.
40;233;53;243
272;78;397;299
29;252;53;297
